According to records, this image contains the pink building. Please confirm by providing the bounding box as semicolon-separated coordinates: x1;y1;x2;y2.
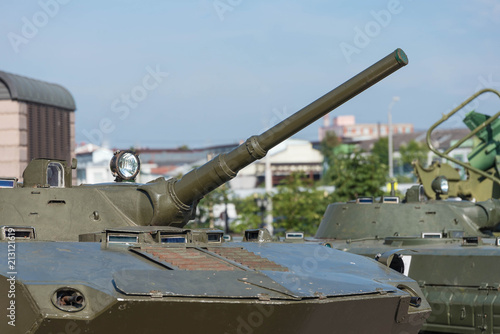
319;115;413;142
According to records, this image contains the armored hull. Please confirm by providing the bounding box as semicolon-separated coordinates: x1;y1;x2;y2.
324;237;500;333
1;235;430;334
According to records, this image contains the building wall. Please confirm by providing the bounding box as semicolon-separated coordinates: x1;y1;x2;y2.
27;102;73;162
0;100;75;180
230;139;323;189
0;100;27;177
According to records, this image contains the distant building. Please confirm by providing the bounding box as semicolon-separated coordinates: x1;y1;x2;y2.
134;145;236;181
230;139;324;189
318;115;413;142
75;143;114;184
0;71;76;179
357;128;473;177
76;143;161;184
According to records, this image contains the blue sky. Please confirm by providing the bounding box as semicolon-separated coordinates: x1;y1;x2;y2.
1;0;500;148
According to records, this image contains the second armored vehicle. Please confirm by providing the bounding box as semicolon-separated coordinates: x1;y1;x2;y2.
316;89;500;333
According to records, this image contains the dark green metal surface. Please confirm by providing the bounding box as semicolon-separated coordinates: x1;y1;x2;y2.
0;235;431;334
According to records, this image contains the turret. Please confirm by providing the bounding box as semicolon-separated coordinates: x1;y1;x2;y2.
0;49;408;240
315;187;500;240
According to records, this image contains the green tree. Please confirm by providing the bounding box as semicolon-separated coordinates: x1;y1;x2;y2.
372;137;389;165
234;173;332;236
320;131;341;162
232;195;264;234
326;152;387;201
321;132;387;201
320;131;356;183
399;140;429;166
272;172;332;236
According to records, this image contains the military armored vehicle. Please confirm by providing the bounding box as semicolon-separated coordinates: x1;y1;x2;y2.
316;89;500;333
0;49;432;333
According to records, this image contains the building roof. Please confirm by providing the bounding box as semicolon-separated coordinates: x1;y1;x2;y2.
0;70;76;111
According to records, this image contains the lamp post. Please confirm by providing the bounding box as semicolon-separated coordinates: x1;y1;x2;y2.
388;96;400;178
264;154;274;235
223;195;229;234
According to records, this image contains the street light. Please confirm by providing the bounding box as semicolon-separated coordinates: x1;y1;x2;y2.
264;154;274;235
388;96;400;179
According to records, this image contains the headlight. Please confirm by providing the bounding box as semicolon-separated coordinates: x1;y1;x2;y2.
431;176;448;195
110;150;141;182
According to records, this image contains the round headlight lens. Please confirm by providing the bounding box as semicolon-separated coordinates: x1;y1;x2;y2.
110;150;141;181
431;176;449;195
118;153;139;178
440;178;449;194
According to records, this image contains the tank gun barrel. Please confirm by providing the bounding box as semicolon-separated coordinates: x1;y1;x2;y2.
174;49;408;205
140;49;408;227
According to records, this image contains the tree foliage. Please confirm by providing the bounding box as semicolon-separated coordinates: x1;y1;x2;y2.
321;132;387;201
399;140;429;166
272;173;332;236
372;137;389;165
232;195;264;234
320;131;346;168
326;152;387;201
233;173;332;236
